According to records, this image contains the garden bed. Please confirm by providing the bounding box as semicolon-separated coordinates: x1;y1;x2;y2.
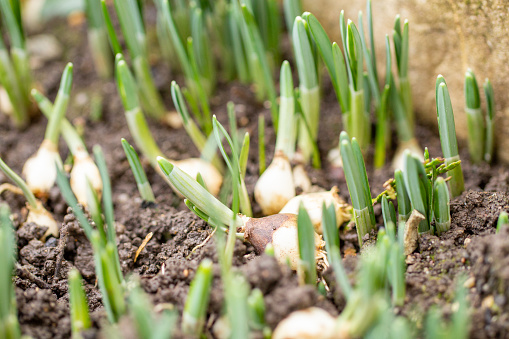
1;6;509;339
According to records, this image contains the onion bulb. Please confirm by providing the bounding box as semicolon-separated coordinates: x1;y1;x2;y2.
279;187;351;234
254;152;295;215
241;213;325;270
26;200;59;239
22;139;62;197
69;149;103;206
292;164;311;193
272;307;336;339
392;138;423;171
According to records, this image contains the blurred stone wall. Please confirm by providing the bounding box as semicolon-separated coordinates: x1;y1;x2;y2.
303;0;509;162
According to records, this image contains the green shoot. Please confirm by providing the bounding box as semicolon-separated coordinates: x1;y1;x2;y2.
464;69;485;164
483;78;495;163
297;204;317;285
283;0;302;38
44;63;73;145
0;157;38;210
233;1;278;127
374;36;392;168
31;89;87;156
84;0;113;78
0;0;31;128
258;114;266;175
496;211;508;233
321;203;352;299
68;269;92;336
128;284;177;339
56;158;125;323
393;16;413;130
0;204;21;339
247;288;267;332
394;169;411;223
182;259;213;337
433;177;451;235
402;150;431;233
275;61;296;160
106;0;166;119
158;158;239;228
293;16;320;163
121;139;155;203
225;273;251;338
101;0;122;55
115;55;164;168
436;75;464;197
212;116;252;217
381;196;397;240
339;131;375;245
162;0;212;133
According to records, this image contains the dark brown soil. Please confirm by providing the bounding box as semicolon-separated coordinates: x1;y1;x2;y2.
1;6;509;339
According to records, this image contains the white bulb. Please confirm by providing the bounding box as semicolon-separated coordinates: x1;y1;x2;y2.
22;140;61;196
174;158;223;196
255;153;295;215
70;150;103;206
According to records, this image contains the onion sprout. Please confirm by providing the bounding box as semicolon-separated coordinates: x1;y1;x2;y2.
436;75;464;197
258;114;266;175
464;69;485;164
84;0;113;78
182;259;213;337
115;55;222;196
293;16;320;163
0;204;21;339
0;157;58;239
121;139;155;203
433;177;451;235
339;131;375;245
68;269;92;336
0;0;31;128
484;78;495;163
496;211;509;233
297;205;317;285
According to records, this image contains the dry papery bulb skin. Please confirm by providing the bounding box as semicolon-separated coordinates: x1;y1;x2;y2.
70;149;103;206
279;186;351;234
22;139;61;197
241;213;325;270
272;307;336;339
173;158;223;196
254;151;296;215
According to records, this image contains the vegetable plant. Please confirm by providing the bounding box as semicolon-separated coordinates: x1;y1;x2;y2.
0;204;21;339
436;75;464;197
464;69;496;164
0;0;32;128
22;63;73;197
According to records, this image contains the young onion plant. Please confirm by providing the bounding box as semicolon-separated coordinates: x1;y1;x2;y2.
255;61;297;215
68;269;92;338
22;63;73;197
103;0;166;120
161;0;212;133
339;131;375;245
115;55;223;196
436;75;464;197
31;89;102;207
56;146;125;324
0;157;58;239
0;204;21;339
158;157;326;270
231;0;279;127
84;0;113;78
0;0;32;128
121;139;155;204
464;69;496;164
293;16;320;163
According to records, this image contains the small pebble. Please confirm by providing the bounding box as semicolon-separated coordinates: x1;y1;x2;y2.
45;237;58;248
464;238;472;246
482;295;495;309
27;35;63;69
463;276;475;289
